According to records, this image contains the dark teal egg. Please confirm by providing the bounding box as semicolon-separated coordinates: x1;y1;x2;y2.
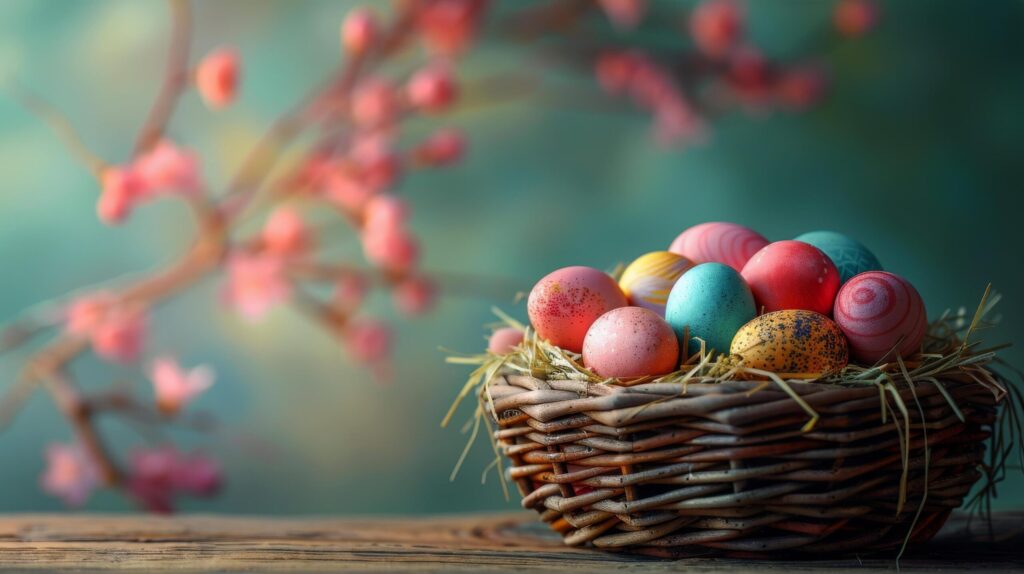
794;230;882;284
665;263;756;356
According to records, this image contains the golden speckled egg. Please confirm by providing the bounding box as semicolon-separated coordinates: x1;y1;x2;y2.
730;310;848;378
618;252;694;315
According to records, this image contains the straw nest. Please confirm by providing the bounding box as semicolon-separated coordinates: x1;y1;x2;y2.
445;288;1022;557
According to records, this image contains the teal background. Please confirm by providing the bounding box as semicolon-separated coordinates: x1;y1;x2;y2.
0;1;1021;513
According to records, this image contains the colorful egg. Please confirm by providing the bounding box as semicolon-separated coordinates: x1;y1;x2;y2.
665;263;756;356
794;230;882;284
527;266;627;353
741;240;840;315
730;310;849;378
833;271;927;364
668;222;769;272
582;307;679;378
488;327;524;354
618;251;695;315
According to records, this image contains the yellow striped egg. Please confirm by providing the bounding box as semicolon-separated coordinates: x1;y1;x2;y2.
618;252;694;315
730;310;849;378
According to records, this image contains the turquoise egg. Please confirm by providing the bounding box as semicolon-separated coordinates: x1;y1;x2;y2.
665;263;756;357
794;230;882;284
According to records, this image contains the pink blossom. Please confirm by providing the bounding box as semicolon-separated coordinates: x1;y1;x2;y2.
344;318;392;364
150;357;215;415
596;52;641;94
126;447;222;513
351;77;400;129
173;452;222;496
414;0;486;56
90;307;147;364
196;47;241;110
96;167;144;225
134;139;202;196
324;170;378;213
415;128;465;166
594;51;703;145
726;47;772;105
393;275;437;316
776;66;827;109
126;447;177;513
689;0;744;59
65;292;115;336
349;138;401;191
362;227;419;273
334;271;370;314
834;0;878;38
40;443;100;507
262;207;312;257
363;194;408;235
66;293;147;363
296;153;336;190
406;64;458;113
653;103;704;146
341;8;378;55
599;0;646;30
488;327;524;354
222;252;292;321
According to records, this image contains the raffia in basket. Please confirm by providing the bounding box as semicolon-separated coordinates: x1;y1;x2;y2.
449;301;1016;557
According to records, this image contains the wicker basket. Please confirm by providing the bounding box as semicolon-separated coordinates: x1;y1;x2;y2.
482;373;1000;557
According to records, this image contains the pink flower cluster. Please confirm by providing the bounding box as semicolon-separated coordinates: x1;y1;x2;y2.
41;443;219;513
593;0;856;145
126;446;221;513
66;293;147;363
41;443;100;507
213;4;469;367
97;140;203;224
596;51;705;145
413;0;487;57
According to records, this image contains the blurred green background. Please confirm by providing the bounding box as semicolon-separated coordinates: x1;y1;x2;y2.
0;0;1022;513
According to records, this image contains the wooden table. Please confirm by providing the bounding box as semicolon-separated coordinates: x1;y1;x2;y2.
0;512;1020;572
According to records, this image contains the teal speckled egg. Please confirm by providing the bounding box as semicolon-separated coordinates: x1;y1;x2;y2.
794;230;882;284
665;263;756;356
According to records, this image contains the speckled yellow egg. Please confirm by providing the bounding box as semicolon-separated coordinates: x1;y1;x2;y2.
618;252;694;315
730;310;848;378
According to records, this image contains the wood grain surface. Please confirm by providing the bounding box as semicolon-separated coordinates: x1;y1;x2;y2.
0;511;1020;572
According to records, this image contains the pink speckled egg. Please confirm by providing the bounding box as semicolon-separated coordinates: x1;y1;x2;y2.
741;240;840;315
668;222;769;272
834;271;928;364
488;327;524;354
527;266;627;353
582;307;679;379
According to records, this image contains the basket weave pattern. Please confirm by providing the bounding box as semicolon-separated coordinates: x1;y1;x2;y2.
484;374;996;556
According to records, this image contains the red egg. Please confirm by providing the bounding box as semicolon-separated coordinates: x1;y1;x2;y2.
527;266;627;353
668;222;769;272
582;307;679;379
741;240;840;315
834;271;927;364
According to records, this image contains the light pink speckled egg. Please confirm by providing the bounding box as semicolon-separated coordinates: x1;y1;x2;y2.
669;222;769;272
528;266;627;353
488;327;524;354
582;307;679;379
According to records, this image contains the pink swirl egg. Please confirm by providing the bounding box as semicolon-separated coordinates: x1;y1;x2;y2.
582;307;679;379
668;222;769;272
833;271;928;364
527;266;627;353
